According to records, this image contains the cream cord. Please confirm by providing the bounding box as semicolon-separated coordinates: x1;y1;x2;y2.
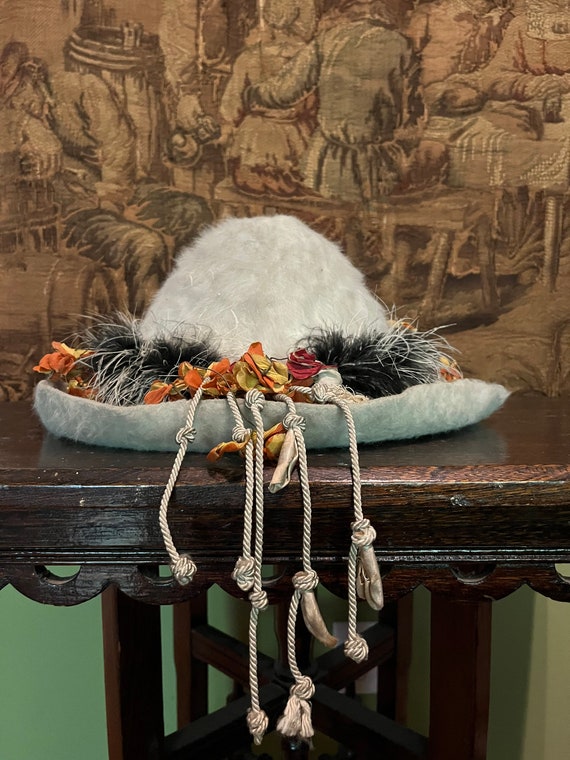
273;395;337;742
231;389;269;745
160;377;383;747
227;392;256;592
292;383;384;664
158;384;206;585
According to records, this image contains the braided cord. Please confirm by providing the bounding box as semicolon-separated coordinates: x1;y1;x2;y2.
274;394;337;742
158;384;205;585
243;390;269;744
327;393;368;661
291;382;383;662
227;392;256;591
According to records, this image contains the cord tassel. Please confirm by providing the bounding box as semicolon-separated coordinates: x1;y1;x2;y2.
276;579;316;744
246;599;269;745
277;677;315;743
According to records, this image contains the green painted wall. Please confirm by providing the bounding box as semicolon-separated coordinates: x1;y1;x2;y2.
1;583;569;759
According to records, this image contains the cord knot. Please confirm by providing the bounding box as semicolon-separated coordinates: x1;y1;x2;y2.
247;707;269;745
292;569;318;592
249;588;269;610
245;389;264;409
283;412;306;431
351;518;376;548
311;383;333;404
232;556;256;591
344;632;369;663
232;423;251;443
277;678;315;741
171;554;196;585
291;675;316;701
175;425;196;445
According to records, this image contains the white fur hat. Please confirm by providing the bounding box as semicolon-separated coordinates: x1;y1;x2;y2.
34;214;507;452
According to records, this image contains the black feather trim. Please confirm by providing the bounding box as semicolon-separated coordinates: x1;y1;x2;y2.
76;314;220;406
305;324;452;398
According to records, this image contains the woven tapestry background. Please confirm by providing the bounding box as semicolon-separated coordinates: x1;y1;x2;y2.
1;0;569;401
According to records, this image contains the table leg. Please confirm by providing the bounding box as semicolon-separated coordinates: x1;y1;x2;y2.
393;594;414;723
428;596;492;760
101;586;165;760
173;593;209;727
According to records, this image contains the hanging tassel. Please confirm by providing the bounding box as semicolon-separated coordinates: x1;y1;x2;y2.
344;535;369;664
276;580;317;744
276;674;316;743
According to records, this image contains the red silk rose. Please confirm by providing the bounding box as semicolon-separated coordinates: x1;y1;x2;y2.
287;348;327;380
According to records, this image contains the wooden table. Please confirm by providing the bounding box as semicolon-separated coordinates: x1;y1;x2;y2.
1;393;569;759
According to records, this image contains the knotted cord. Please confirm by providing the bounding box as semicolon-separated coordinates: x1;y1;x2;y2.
273;394;337;743
238;389;269;745
292;381;384;664
158;383;206;585
276;577;316;743
160;374;383;745
227;391;256;592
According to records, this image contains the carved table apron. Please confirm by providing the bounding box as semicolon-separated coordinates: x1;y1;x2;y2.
1;394;568;759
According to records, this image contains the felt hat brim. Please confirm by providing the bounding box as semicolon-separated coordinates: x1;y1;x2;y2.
34;378;509;452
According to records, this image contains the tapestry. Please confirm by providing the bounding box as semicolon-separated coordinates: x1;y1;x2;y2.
1;0;569;401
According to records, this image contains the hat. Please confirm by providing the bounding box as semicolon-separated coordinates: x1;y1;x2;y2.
33;214;508;745
34;214;506;452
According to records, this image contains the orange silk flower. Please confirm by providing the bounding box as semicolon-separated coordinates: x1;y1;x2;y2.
33;341;91;378
233;342;290;394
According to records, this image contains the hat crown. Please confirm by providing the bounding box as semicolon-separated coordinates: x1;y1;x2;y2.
139;215;389;358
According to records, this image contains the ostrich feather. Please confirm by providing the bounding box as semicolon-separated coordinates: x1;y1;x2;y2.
77;314;220;406
306;323;455;398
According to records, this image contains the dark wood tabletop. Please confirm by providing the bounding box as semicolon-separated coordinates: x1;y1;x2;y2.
2;393;569;760
1;393;569;606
